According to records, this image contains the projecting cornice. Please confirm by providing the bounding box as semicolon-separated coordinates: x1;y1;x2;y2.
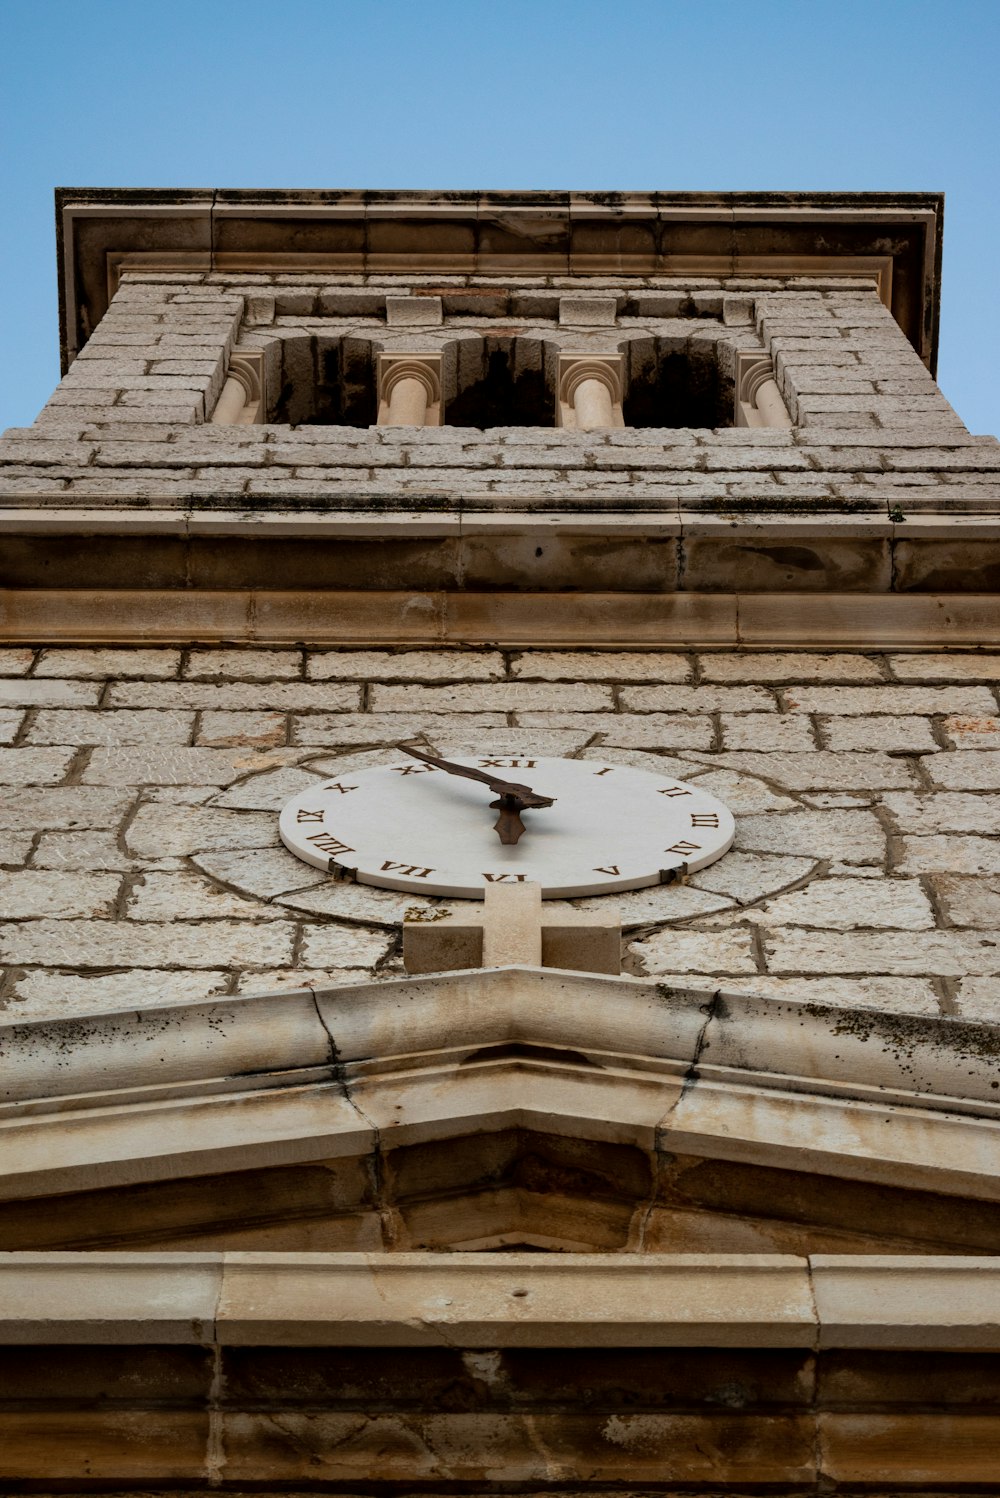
54;188;944;372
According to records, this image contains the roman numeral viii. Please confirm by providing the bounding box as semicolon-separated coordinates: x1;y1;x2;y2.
306;833;355;855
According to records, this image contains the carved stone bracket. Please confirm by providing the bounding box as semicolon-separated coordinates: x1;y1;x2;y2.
377;353;443;427
557;354;625;430
736;351;793;428
210;350;264;425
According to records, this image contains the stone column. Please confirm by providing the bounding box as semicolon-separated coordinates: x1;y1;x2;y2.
557;355;625;430
377;355;443;427
210;352;264;425
735;354;793;428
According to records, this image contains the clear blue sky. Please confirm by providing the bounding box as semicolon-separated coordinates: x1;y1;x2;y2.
2;0;998;434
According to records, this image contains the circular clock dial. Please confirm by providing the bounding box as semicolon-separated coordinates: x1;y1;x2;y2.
278;755;734;898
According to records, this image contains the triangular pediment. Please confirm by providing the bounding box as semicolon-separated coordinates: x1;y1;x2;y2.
1;967;999;1254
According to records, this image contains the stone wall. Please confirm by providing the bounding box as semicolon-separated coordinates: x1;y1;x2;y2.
2;643;998;1024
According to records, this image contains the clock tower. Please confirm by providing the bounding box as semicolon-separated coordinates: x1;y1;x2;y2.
1;190;999;1492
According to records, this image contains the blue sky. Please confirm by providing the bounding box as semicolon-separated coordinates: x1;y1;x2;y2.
2;0;998;434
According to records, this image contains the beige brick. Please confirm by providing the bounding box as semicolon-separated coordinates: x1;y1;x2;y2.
0;919;295;968
821;715;938;752
369;683;614;713
109;681;360;711
720;714;816;751
764;929;1000;976
510;652;691;682
783;685;997;715
1;870;122;918
3;968;230;1021
35;648;181;678
0;749;75;786
184;648;304;680
25;709;195;746
700;653;880;683
621;685;776;712
308;650;505;682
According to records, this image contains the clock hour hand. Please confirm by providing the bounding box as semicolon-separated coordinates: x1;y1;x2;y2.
398;744;555;846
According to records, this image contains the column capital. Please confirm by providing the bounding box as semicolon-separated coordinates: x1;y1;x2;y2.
377;353;443;426
557;353;624;429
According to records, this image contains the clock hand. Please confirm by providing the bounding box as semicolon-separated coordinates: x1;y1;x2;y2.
398;744;555;846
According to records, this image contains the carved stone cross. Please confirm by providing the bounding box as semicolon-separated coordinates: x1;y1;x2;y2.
403;881;621;976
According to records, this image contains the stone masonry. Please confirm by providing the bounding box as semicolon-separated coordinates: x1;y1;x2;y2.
2;642;1000;1024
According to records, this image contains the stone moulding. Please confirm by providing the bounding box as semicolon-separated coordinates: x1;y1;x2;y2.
2;968;999;1206
2;586;1000;648
209;349;263;425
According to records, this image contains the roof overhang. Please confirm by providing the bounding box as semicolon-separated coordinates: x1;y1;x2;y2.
55;188;945;373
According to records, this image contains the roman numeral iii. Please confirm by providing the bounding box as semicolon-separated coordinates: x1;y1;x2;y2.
690;813;719;827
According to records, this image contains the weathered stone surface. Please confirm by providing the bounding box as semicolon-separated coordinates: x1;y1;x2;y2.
273;879;425;926
622;686;776;712
82;747;280;786
0;919;295;969
124;804;276;857
0;649;35;676
534;714;714;750
211;766;326;810
0;787;131;831
1;871;122;919
108;681;361;711
34;648;181;678
0;711;23;744
1;967;230;1020
681;769;799;814
25;709;195;746
510;652;691;682
784;686;998;716
889;654;1000;681
299;923;394;968
308;650;505;681
370;683;614;712
953;976;1000;1020
736;809;885;862
925;752;1000;790
629;927;758;976
195;711;287;748
185;648;304;679
720;973;940;1014
931;875;1000;928
941;715;1000;748
720;714;816;751
125;872;290;921
746;876;935;930
764;929;1000;976
821;714;939;752
0;832;33;865
689;852;817;904
897;835;1000;875
0;749;75;785
0;680;100;707
711;752;913;790
882;791;1000;834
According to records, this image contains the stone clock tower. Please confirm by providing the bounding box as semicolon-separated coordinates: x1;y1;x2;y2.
0;190;999;1492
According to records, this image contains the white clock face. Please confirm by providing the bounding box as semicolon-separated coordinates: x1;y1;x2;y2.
278;754;734;899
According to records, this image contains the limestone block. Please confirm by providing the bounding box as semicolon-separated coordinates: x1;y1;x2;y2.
763;929;1000;977
0;918;296;969
307;650;505;681
941;715;1000;748
510;652;691;682
699;653;883;683
0;680;100;707
0;787;131;832
0;749;75;785
925;752;1000;790
106;680;361;711
621;686;776;712
34;648;181;678
783;685;998;716
290;712;508;747
299;922;393;969
370;683;614;713
810;1257;1000;1350
124;804;276;858
385;295;442;326
211;766;327;811
720;714;817;751
195;712;286;749
716;974;940;1015
821;715;938;753
889;654;1000;681
930;875;1000;928
558;295;617;326
1;871;122;919
25;709;195;746
631;926;758;977
125;872;288;922
520;713;713;751
897;835;1000;875
688;852;817;905
0;649;34;675
0;710;23;744
881;791;1000;835
738;808;885;863
0;832;33;865
746;876;935;931
31;830;153;872
190;846;326;900
81;747;278;787
711;752;913;791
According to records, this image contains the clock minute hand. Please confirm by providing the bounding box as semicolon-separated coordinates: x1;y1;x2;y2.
398;744;555;846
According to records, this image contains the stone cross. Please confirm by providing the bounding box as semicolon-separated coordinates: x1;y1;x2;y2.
402;881;621;976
